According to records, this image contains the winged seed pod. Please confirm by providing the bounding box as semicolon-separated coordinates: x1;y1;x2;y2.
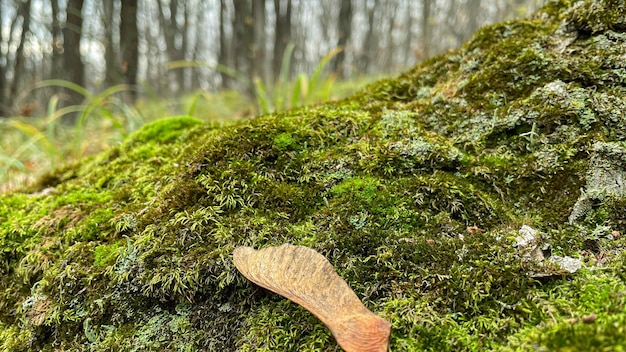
233;244;391;352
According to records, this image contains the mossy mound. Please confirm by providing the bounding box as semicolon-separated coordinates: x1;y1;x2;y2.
2;0;626;350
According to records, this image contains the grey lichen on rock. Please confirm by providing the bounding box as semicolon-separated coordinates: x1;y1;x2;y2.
2;0;626;351
569;141;626;223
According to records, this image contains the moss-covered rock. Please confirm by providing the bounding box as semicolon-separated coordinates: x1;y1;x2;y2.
2;0;626;350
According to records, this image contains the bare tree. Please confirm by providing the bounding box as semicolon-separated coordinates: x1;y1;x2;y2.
332;0;352;78
403;1;414;66
382;0;397;72
63;0;85;112
218;0;233;89
465;0;482;42
102;0;119;87
357;0;379;74
120;0;138;101
0;0;12;115
233;0;251;93
251;0;267;84
50;0;63;80
422;0;432;59
9;0;31;107
157;0;185;91
273;0;292;81
183;0;201;91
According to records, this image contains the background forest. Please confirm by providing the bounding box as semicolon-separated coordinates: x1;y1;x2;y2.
0;0;543;190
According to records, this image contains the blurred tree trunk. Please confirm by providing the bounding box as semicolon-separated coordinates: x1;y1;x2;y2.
157;0;185;92
357;0;378;74
403;1;414;66
318;1;332;53
218;0;234;89
272;0;292;82
446;1;468;47
383;1;396;72
465;0;481;42
63;0;85;116
103;0;119;87
251;0;267;84
120;0;138;101
190;3;204;90
421;0;432;59
233;0;251;94
0;0;7;116
182;1;197;91
332;0;352;78
10;0;32;105
51;0;63;80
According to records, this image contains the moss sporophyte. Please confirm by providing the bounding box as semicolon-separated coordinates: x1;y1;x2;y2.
2;0;626;350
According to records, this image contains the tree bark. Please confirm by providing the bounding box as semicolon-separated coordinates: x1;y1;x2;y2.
403;1;413;66
218;0;233;89
120;0;138;101
357;0;378;74
421;0;432;59
272;0;292;82
103;0;119;87
157;0;185;92
63;0;85;113
332;0;352;78
10;0;32;104
251;0;267;83
182;1;194;91
233;0;250;84
382;1;396;72
50;0;64;81
0;0;7;116
465;0;481;42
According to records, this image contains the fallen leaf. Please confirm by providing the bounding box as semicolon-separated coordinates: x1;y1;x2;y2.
233;244;391;352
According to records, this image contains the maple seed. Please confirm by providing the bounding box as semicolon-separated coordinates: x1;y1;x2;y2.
233;244;391;352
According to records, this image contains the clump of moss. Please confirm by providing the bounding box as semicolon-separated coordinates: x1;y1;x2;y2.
122;115;203;146
2;0;626;350
565;0;626;34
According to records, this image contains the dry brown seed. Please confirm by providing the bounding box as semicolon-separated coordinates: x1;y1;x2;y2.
582;312;596;324
466;225;485;234
233;244;391;352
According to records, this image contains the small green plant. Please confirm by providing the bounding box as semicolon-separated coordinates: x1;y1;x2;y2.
520;121;539;151
1;64;374;192
94;242;122;267
168;46;342;115
33;80;144;153
273;132;296;150
254;45;342;114
0;80;144;191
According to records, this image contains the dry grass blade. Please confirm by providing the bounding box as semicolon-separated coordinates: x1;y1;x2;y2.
233;244;391;352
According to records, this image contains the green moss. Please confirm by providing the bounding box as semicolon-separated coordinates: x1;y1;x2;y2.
2;0;626;350
565;0;626;34
273;132;296;150
94;241;122;267
331;176;381;203
123;115;203;146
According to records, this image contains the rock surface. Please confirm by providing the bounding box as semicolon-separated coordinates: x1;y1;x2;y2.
1;0;626;350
